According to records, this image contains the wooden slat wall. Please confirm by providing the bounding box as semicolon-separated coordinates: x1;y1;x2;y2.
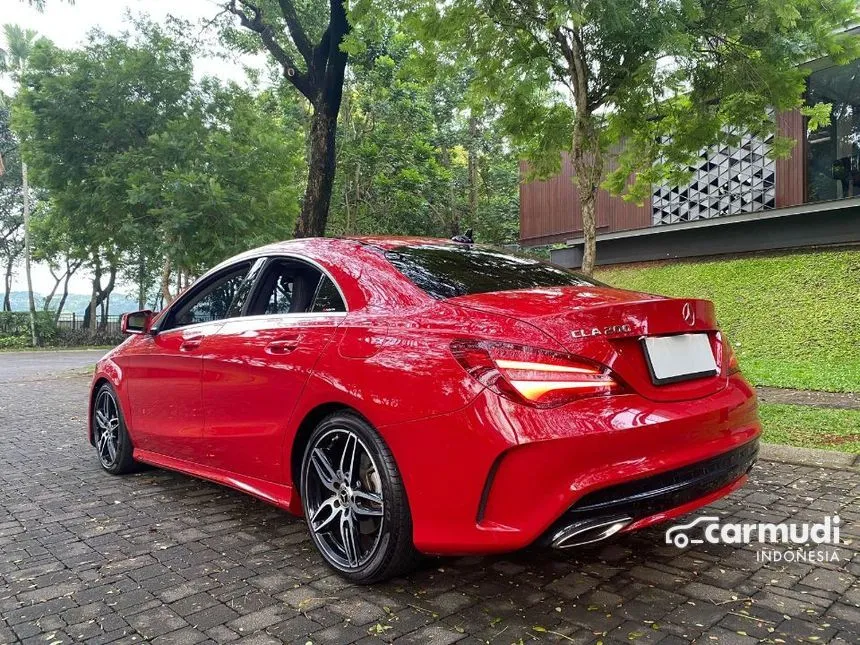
776;109;806;208
519;152;652;246
520;111;809;245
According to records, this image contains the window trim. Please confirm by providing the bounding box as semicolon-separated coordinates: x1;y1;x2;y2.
154;252;349;334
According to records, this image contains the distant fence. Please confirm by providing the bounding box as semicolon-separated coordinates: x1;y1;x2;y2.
0;311;125;347
56;313;124;335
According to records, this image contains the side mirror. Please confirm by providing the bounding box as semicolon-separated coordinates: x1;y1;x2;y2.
121;310;154;335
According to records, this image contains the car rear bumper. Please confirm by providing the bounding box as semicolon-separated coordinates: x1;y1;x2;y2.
381;374;760;555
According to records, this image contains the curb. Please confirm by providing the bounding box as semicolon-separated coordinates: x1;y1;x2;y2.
759;442;860;471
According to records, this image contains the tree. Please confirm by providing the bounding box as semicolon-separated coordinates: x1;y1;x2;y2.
323;24;520;243
16;22;304;317
328;33;452;237
0;100;24;312
126;81;304;301
29;203;84;322
408;0;859;274
1;24;40;343
225;0;350;238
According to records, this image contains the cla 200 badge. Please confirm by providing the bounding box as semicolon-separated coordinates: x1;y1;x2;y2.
571;323;632;338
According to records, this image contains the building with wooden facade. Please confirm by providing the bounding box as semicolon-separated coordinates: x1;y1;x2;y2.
520;38;860;268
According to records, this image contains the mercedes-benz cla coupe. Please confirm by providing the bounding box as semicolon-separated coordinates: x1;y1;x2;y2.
89;237;760;583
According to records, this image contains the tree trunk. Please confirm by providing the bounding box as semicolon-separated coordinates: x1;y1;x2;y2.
3;256;13;312
54;276;70;326
160;257;174;305
571;114;603;277
85;260;116;331
295;104;338;238
87;275;98;333
44;268;61;312
468;115;479;221
101;294;110;330
22;162;39;346
137;254;146;310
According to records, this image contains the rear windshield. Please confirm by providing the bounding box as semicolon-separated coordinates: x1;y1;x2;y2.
384;244;601;299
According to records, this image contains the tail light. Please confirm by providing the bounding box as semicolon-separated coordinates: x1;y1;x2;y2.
450;339;626;408
721;334;741;375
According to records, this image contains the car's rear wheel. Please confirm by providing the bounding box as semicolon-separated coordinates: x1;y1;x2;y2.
92;383;136;475
300;412;419;583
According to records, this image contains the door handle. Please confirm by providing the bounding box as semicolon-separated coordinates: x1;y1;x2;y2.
266;336;301;354
180;335;203;352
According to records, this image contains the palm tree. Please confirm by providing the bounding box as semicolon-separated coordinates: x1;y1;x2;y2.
1;24;40;346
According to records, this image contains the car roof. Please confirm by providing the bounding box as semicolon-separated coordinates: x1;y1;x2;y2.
254;236;457;253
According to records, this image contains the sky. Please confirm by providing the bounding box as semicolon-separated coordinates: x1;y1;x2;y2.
3;0;261;295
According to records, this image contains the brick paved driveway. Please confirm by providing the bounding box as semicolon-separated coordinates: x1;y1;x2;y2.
0;352;858;644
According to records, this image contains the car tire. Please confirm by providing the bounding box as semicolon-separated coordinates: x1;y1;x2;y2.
92;383;137;475
300;411;420;584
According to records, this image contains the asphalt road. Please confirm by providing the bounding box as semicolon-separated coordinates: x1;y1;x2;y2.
0;349;106;384
0;352;858;644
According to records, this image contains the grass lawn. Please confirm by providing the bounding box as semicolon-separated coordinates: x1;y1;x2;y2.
759;403;860;454
597;248;860;393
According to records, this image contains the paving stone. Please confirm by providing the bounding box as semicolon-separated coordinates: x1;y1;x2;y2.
1;353;858;645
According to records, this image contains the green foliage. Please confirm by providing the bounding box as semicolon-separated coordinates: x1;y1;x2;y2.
406;0;860;204
759;403;860;454
0;310;56;343
0;102;24;310
328;26;520;244
14;22;305;288
597;249;860;393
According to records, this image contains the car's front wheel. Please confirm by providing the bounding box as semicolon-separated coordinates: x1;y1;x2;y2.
92;383;136;475
300;412;419;583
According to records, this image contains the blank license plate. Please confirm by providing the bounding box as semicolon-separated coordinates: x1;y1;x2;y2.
643;333;717;385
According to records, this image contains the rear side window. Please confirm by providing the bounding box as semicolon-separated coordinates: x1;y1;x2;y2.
312;276;346;313
248;260;323;316
384;244;601;299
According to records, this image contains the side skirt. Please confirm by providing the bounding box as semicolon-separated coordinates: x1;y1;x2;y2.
134;448;299;515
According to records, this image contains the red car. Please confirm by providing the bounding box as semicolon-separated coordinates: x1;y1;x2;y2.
89;237;760;583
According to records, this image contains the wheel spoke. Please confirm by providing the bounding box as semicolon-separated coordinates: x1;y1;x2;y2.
339;513;360;568
351;490;383;516
340;433;357;484
310;496;341;532
106;434;117;461
95;410;109;430
310;448;338;492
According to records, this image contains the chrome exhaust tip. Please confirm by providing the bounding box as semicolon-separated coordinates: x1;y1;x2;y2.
550;516;632;549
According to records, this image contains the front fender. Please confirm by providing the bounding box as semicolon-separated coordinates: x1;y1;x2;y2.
88;356;130;445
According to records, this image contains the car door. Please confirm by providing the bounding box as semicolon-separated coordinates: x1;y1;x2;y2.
200;256;348;482
122;261;258;462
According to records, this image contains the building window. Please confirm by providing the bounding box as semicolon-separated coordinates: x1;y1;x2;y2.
807;60;860;202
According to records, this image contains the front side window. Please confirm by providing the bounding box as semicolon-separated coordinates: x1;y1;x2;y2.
384;244;601;299
807;59;860;202
168;265;251;329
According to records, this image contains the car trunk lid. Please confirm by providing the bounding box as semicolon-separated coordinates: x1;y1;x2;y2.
448;286;728;402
